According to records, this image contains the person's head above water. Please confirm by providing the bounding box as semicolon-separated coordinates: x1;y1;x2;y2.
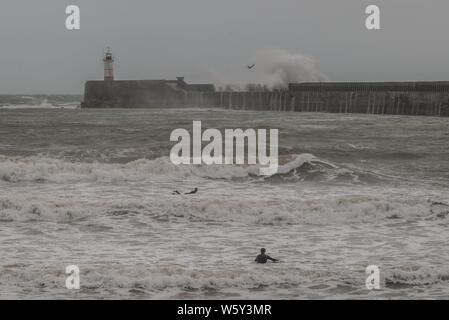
260;248;266;254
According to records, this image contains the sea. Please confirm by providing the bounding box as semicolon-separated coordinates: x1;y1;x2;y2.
1;96;449;299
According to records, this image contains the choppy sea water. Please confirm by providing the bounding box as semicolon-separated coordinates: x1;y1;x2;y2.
1;107;449;299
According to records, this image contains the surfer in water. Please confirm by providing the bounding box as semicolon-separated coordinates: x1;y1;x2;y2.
255;248;278;263
173;188;198;195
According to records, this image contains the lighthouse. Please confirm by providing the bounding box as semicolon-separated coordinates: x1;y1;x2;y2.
103;47;114;81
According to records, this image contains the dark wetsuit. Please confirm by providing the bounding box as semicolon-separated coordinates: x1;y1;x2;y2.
173;189;198;195
255;254;278;264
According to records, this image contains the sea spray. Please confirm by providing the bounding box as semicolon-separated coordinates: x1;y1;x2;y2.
256;48;328;89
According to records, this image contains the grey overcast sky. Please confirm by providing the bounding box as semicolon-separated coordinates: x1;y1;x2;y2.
0;0;448;94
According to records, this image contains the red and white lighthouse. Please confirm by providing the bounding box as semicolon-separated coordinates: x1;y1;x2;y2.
103;47;114;81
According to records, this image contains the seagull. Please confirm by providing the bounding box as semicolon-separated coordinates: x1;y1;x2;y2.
247;64;255;70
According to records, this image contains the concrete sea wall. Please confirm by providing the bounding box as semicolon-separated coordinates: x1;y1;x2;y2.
83;80;449;116
83;80;215;108
215;82;449;117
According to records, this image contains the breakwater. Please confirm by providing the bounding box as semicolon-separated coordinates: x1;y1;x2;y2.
83;80;449;116
83;79;216;108
216;82;449;117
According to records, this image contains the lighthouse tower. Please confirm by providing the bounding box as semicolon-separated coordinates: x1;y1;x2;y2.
103;47;114;81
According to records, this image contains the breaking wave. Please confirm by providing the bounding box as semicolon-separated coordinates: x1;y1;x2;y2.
0;153;389;184
1;154;447;225
1;187;448;224
3;263;449;299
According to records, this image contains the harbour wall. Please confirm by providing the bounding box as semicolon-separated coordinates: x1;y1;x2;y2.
83;80;449;116
83;80;215;108
215;82;449;117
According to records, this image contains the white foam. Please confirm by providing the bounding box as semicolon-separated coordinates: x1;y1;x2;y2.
0;100;79;109
0;154;326;183
1;184;447;225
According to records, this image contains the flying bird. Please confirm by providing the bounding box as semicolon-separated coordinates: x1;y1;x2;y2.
247;64;255;70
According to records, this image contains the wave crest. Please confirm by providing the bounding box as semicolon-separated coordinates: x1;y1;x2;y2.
0;153;387;184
